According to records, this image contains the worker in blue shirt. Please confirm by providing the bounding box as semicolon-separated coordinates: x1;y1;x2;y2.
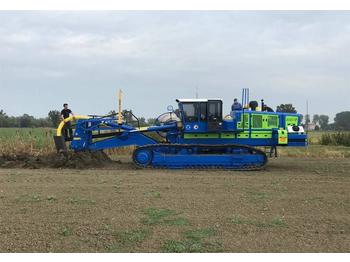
231;98;242;111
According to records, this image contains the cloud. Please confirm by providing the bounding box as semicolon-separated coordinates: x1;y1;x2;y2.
0;11;349;120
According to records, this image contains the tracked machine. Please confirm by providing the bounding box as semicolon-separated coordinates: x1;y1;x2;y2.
54;89;307;170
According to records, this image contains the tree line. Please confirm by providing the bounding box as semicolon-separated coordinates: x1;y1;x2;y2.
276;103;350;131
0;109;157;128
1;106;350;131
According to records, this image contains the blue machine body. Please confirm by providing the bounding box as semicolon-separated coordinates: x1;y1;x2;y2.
62;98;307;169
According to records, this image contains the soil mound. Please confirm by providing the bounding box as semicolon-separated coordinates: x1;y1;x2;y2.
0;151;114;169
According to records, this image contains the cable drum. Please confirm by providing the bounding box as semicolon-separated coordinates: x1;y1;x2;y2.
156;112;181;125
155;112;181;138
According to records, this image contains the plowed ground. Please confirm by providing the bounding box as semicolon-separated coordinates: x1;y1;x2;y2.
0;157;349;252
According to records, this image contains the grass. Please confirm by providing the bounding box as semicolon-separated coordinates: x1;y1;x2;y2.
183;228;216;241
0;127;55;155
142;208;176;225
60;227;73;237
278;145;350;158
16;193;58;203
46;195;57;202
320;132;350;147
162;227;223;253
142;207;189;226
105;224;152;252
16;193;42;202
114;228;151;246
162;239;203;253
164;217;189;226
230;215;287;228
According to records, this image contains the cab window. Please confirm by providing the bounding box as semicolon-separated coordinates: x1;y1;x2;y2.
200;102;207;121
182;103;199;122
208;101;222;121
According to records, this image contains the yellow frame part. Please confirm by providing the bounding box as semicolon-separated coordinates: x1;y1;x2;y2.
56;115;90;136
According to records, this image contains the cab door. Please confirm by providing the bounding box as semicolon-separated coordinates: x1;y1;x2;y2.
207;100;223;132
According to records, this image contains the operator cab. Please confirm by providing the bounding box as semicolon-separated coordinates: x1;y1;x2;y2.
176;99;223;132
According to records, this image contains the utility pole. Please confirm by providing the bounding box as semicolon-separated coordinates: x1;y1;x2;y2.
306;99;309;133
195;86;199;99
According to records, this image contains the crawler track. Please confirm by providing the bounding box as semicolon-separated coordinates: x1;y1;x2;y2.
132;144;268;170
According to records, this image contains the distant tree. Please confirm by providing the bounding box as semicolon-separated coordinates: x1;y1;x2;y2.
326;123;336;131
108;110;117;116
35;118;51;127
48;110;61;127
312;114;320;125
122;109;134;123
147;118;157;126
139;117;147;127
276;104;297;113
0;109;9;127
318;115;329;130
7;116;19;127
334;111;350;130
19;114;34;127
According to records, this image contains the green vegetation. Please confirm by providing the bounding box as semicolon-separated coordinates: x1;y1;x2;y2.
142;208;176;225
59;227;73;237
114;228;151;246
162;239;202;253
100;223;138;252
0;109;57;128
46;195;57;202
16;194;60;203
142;207;189;226
162;227;223;253
183;228;216;241
320;132;350;147
276;104;297;113
16;193;42;202
0;127;55;155
230;215;287;228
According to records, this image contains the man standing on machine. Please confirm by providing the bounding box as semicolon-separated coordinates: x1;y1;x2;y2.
231;98;242;111
61;103;75;140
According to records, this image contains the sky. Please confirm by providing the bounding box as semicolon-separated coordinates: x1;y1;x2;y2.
0;11;349;121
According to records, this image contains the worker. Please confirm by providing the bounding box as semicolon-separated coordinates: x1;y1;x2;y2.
61;103;75;140
231;98;242;111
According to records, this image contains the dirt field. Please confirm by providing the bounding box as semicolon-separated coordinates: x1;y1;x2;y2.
0;156;349;252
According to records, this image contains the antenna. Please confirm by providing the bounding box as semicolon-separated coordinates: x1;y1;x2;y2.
195;86;199;99
306;99;309;133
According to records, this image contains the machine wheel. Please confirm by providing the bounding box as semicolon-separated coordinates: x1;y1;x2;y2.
133;147;153;167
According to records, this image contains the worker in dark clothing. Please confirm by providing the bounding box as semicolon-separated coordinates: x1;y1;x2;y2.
231;98;243;111
61;103;75;140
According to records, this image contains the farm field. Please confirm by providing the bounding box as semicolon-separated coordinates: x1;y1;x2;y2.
0;157;349;252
